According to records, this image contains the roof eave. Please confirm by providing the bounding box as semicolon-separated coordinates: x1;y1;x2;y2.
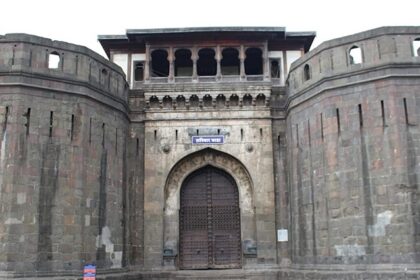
286;31;316;52
126;26;286;36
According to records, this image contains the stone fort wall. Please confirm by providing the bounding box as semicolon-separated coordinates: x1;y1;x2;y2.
0;26;419;279
0;34;129;277
286;26;420;273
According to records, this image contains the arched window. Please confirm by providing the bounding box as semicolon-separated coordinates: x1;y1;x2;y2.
349;46;363;64
245;48;263;75
176;95;186;108
230;94;239;106
197;48;217;76
134;62;144;81
216;94;226;108
151;50;169;77
203;94;213;107
189;95;199;107
221;48;239;75
413;38;420;57
162;95;172;109
256;94;266;106
270;60;280;78
48;51;60;69
303;64;311;81
175;49;193;76
100;68;108;86
149;96;160;108
243;94;252;106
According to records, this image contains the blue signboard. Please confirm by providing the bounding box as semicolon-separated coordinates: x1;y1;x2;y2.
83;264;96;280
192;135;224;144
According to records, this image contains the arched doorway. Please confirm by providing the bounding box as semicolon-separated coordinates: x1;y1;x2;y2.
179;165;241;269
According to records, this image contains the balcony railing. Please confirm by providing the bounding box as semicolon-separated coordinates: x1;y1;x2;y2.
137;75;270;84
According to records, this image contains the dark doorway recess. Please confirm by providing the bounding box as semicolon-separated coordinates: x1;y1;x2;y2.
245;48;262;75
221;48;240;75
197;49;217;76
179;166;241;269
175;49;193;76
151;50;169;77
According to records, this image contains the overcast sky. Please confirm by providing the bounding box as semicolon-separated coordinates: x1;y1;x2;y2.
1;0;419;58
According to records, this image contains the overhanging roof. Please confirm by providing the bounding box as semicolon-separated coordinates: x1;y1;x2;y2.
98;27;316;58
126;26;286;36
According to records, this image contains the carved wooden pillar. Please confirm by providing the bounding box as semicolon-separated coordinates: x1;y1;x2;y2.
127;53;132;85
192;46;198;82
216;46;222;81
279;57;285;85
240;45;246;80
145;44;151;82
168;47;175;82
263;42;270;81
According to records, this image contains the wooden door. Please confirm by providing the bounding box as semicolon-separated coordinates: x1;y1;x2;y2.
179;166;241;269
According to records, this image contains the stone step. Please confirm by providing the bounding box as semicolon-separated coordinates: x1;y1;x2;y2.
100;269;279;280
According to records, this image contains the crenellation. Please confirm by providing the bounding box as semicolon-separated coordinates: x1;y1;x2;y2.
0;26;420;279
0;34;129;108
0;33;129;277
287;28;420;271
290;30;420;95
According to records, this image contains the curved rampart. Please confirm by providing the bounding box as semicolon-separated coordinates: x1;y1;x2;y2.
0;34;129;277
0;33;128;112
287;26;420;106
285;26;420;271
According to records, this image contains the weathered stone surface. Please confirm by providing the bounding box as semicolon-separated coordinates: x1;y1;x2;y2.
0;34;128;278
286;26;420;272
0;26;420;279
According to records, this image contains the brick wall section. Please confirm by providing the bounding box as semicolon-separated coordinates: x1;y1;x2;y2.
141;98;276;269
270;87;290;264
126;89;146;266
1;27;420;279
0;34;129;277
286;26;420;268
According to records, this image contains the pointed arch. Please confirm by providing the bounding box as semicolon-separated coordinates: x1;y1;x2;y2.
349;45;363;64
163;148;256;259
179;165;241;269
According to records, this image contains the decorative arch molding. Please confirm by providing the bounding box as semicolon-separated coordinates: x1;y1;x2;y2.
163;148;256;256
